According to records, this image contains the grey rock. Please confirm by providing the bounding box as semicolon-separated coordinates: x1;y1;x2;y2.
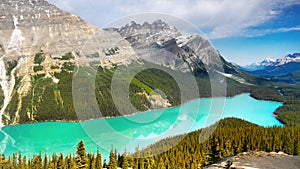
112;20;226;74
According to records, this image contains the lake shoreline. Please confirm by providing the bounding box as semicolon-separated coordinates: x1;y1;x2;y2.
0;93;283;158
2;93;284;128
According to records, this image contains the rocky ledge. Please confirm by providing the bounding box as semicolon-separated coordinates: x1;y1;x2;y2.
205;151;300;169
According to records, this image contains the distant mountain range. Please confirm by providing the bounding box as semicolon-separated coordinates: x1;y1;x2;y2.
236;53;300;83
235;58;276;71
237;53;300;72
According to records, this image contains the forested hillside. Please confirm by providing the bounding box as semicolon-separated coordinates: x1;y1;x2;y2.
0;118;299;168
3;56;289;125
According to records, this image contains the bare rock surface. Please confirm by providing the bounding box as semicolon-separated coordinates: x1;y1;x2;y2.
205;151;300;169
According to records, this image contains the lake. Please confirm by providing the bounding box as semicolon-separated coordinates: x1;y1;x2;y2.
0;93;282;158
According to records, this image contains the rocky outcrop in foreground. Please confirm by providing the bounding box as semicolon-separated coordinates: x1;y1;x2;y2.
205;151;300;169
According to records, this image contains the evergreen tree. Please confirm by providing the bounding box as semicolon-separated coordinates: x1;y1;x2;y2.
66;154;75;169
22;156;27;169
75;140;88;169
133;158;139;169
18;152;23;169
12;153;17;169
43;153;48;169
121;151;129;169
57;153;64;169
139;158;145;169
32;154;42;169
108;146;118;169
95;149;102;169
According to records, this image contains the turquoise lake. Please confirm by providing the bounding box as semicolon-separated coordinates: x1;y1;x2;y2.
0;93;282;158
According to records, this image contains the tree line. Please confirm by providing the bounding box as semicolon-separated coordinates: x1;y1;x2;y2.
0;118;299;169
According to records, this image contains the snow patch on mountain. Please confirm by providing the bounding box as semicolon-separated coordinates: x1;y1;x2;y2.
236;53;300;73
276;53;300;66
237;57;276;71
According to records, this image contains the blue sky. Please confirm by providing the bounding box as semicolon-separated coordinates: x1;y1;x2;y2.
47;0;300;65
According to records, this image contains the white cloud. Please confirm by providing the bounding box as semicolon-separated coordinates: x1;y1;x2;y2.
244;26;300;37
47;0;300;39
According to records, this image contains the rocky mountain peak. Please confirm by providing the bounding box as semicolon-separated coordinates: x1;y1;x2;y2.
114;20;225;74
119;19;178;36
275;53;300;66
0;0;139;68
286;53;300;58
117;20;181;48
0;0;100;58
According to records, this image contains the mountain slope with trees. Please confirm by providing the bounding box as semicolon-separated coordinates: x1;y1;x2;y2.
0;118;299;168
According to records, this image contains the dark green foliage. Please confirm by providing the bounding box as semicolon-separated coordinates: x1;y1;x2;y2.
137;118;300;168
261;70;300;84
271;84;300;125
33;65;43;72
95;149;102;169
5;60;18;76
34;51;45;65
61;52;74;60
121;153;129;169
107;148;117;169
75;141;88;169
50;65;59;69
62;62;75;71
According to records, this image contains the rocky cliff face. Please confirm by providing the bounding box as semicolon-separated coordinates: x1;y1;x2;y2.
0;0;138;65
0;0;139;125
0;0;95;58
113;20;226;75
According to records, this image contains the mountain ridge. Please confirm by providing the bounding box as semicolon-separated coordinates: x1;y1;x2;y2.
0;0;284;125
237;53;300;73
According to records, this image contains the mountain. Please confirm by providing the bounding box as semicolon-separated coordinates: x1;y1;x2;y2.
274;53;300;66
0;0;281;125
107;20;268;88
110;20;236;76
238;57;276;71
113;21;279;88
239;53;300;74
250;53;300;76
236;53;300;84
0;0;140;125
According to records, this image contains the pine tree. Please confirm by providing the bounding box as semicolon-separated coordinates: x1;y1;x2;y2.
133;158;139;169
139;158;145;169
22;156;27;169
108;147;118;169
157;157;166;169
121;151;129;169
18;152;23;169
296;135;300;155
75;140;88;169
43;153;48;169
51;153;58;169
95;149;102;169
57;153;64;169
32;154;43;169
12;153;17;169
66;154;75;169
